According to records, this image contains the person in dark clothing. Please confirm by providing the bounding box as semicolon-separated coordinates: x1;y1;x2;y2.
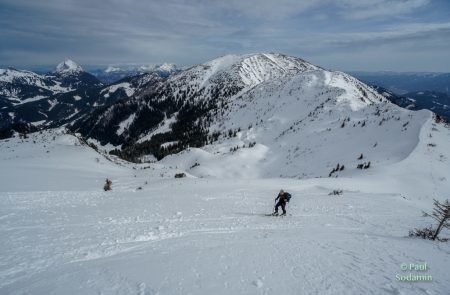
273;189;290;216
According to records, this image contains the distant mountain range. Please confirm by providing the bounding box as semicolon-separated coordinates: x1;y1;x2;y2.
0;60;164;138
350;71;450;95
89;63;180;84
387;90;449;122
352;72;450;122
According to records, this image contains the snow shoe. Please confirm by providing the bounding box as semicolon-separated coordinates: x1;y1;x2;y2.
280;213;286;216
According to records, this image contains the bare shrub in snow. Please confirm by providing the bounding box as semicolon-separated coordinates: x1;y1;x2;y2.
410;199;450;242
190;162;200;169
328;163;342;177
409;226;437;240
329;190;343;196
175;173;186;178
104;178;112;191
357;162;371;169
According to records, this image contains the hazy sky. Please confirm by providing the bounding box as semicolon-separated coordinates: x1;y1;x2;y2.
1;0;449;71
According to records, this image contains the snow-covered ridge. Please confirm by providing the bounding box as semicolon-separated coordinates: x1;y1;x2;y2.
104;63;178;73
0;68;62;91
172;53;318;90
236;53;318;86
0;68;69;97
329;71;387;111
0;68;44;83
131;52;321;109
92;63;179;84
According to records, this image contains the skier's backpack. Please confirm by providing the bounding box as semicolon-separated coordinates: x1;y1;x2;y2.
285;193;292;202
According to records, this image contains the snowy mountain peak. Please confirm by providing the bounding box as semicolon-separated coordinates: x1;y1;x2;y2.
208;53;316;73
55;59;83;74
180;53;318;89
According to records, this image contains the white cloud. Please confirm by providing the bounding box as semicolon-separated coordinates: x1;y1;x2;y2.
323;22;450;47
337;0;430;19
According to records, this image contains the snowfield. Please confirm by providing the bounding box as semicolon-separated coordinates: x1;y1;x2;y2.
160;68;431;179
1;121;450;294
101;82;136;98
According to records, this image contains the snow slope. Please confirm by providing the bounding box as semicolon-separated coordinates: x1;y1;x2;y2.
101;82;135;98
161;69;430;178
0;119;450;294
